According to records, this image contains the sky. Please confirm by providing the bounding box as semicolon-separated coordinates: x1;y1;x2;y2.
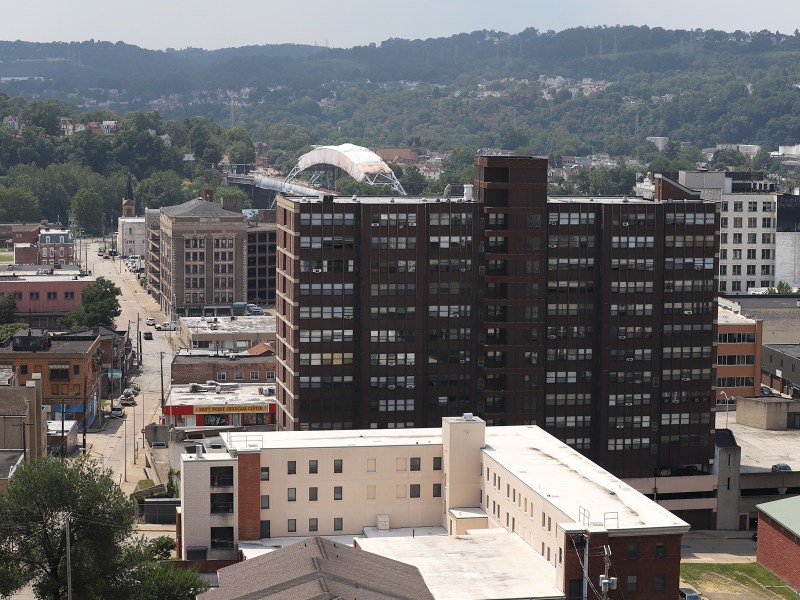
2;0;799;51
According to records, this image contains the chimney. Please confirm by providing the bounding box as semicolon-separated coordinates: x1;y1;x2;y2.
203;189;214;203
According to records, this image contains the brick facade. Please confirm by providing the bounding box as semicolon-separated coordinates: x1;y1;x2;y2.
757;512;800;590
237;453;261;541
171;355;277;386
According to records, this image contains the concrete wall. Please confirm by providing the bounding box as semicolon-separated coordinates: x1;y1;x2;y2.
737;397;794;430
715;445;743;530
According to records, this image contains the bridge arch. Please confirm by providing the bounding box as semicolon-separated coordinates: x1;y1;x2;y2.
285;143;406;195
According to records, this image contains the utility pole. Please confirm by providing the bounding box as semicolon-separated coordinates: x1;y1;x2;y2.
65;516;73;600
123;416;127;482
11;422;29;460
598;545;617;600
159;351;165;409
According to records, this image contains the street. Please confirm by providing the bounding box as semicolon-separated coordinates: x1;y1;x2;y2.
82;241;174;496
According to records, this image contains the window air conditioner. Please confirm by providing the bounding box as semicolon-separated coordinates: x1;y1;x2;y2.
681;377;691;382
618;335;626;340
626;357;634;362
548;334;557;340
343;315;353;319
450;313;460;318
312;268;322;273
388;385;396;389
622;222;630;227
684;310;693;315
387;362;396;366
406;384;415;389
459;359;466;364
624;402;633;406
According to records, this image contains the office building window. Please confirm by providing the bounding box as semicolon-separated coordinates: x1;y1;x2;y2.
433;456;442;470
260;467;269;481
627;575;638;593
309;460;318;474
309;487;318;501
410;484;420;498
654;574;665;592
410;457;421;471
309;518;318;532
655;542;666;558
334;518;343;532
288;488;296;502
334;459;343;473
433;483;442;497
260;495;269;509
288;461;296;475
288;519;296;533
334;486;342;501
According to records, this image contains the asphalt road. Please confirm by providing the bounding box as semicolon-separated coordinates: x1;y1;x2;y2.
82;241;173;496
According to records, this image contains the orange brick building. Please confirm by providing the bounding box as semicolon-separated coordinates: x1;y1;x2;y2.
716;303;762;401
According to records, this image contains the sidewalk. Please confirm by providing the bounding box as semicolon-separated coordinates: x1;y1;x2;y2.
681;530;758;564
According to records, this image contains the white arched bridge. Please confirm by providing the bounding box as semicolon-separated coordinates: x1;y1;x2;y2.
228;143;407;196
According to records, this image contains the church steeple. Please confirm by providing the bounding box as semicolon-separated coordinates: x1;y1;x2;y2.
122;174;135;217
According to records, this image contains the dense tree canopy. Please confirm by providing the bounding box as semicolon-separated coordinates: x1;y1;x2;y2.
60;276;121;330
0;457;207;600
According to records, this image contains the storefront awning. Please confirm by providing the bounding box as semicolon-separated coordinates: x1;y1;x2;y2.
49;363;70;370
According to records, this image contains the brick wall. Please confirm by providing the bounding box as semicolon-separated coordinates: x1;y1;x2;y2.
757;513;800;590
237;453;262;541
171;358;276;386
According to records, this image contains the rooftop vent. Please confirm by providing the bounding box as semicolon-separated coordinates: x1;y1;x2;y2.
463;412;474;421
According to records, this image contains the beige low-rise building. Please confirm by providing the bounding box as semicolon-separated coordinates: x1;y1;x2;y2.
179;315;276;351
179;416;690;599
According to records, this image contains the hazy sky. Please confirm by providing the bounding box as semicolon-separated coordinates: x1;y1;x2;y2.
2;0;798;50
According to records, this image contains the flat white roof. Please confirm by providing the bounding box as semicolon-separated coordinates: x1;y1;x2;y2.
181;315;276;335
357;530;564;600
222;423;686;533
483;426;690;534
223;427;443;452
168;383;275;408
717;308;756;325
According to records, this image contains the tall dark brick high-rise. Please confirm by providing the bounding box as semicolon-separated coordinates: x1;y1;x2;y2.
275;154;718;479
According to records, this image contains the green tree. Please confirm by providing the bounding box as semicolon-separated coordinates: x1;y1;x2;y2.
135;170;187;209
61;276;121;329
71;188;104;234
0;322;27;341
588;167;637;196
0;292;16;324
21;99;73;136
766;281;794;294
0;456;135;600
0;457;207;600
0;186;40;222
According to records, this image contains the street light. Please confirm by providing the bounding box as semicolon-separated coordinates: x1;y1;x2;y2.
720;391;732;429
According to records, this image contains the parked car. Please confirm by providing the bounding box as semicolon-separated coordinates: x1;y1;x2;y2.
130;382;141;392
679;587;701;600
120;397;137;406
122;387;138;397
110;406;125;418
103;252;110;259
146;317;155;326
772;463;792;472
143;331;153;340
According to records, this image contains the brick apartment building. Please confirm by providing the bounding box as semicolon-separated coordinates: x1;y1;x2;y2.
0;329;101;428
274;154;718;479
180;416;689;599
715;302;762;401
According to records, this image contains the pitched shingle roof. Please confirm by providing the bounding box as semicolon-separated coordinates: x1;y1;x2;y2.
197;536;434;600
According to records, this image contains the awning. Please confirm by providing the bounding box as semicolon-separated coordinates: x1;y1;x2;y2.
49;364;70;370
